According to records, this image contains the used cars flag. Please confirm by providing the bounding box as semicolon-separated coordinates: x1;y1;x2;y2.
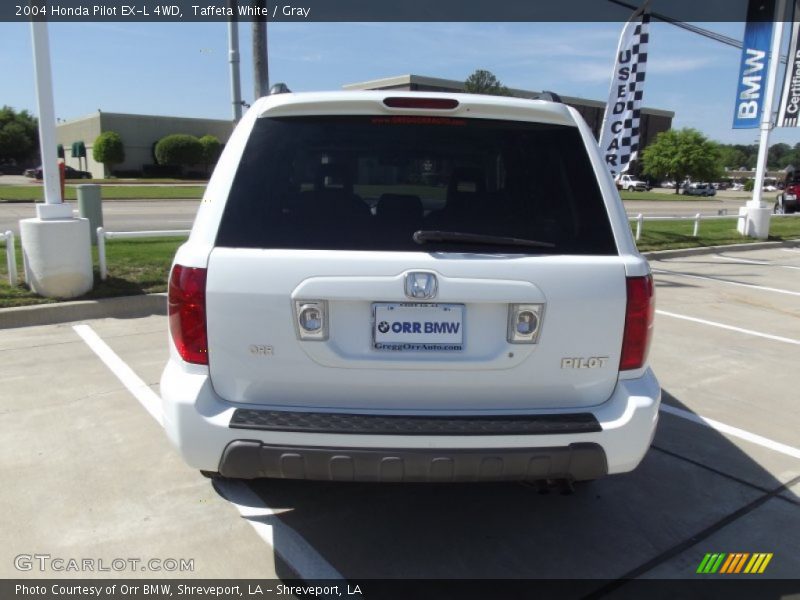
598;1;651;178
778;1;800;126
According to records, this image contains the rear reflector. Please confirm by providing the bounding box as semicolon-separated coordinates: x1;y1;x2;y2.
620;275;655;371
168;264;208;365
383;97;459;110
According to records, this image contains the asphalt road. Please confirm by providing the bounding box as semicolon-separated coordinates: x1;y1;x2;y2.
0;196;768;235
0;200;199;234
2;246;799;588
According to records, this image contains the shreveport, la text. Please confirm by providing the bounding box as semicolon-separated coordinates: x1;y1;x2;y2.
15;584;364;597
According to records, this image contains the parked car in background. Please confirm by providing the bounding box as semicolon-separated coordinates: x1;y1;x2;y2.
683;182;716;197
775;176;800;214
160;90;659;485
0;161;25;175
660;180;676;189
763;184;778;192
28;165;92;180
731;182;745;191
615;174;650;192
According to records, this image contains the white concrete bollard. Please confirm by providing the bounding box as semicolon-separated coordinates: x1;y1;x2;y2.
737;206;772;240
20;207;93;298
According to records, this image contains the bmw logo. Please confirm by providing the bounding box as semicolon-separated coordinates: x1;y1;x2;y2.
378;321;390;333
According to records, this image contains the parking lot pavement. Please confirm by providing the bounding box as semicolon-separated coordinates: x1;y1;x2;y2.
1;246;798;585
0;319;281;579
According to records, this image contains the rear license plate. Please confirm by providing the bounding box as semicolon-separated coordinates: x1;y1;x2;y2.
373;303;464;351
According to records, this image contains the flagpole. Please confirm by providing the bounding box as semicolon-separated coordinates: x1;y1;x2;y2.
19;19;94;298
750;0;787;209
30;20;62;210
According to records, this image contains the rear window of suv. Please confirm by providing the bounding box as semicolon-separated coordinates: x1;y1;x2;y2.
216;115;617;254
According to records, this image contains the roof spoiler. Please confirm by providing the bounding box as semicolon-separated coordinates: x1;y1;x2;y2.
269;83;292;95
531;90;562;103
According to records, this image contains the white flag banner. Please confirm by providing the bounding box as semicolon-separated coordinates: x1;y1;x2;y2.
778;3;800;127
599;4;651;178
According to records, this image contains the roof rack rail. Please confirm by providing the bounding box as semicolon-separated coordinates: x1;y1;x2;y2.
269;83;292;95
531;90;562;103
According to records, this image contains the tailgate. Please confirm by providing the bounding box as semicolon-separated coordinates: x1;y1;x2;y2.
205;250;627;412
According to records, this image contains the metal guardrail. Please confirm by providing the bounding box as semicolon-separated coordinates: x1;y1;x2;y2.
2;230;18;286
628;212;800;240
97;227;189;281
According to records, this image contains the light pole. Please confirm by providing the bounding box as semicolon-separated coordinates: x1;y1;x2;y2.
252;0;269;99
227;0;242;122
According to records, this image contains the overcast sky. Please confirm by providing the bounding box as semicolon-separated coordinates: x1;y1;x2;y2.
1;20;799;146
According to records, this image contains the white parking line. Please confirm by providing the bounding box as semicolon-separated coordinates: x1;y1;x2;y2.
73;324;163;426
215;479;344;580
713;255;800;270
660;404;800;461
655;310;800;346
712;255;769;264
652;269;800;297
73;323;342;581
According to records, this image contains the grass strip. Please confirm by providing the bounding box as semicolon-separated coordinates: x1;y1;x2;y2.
1;220;798;307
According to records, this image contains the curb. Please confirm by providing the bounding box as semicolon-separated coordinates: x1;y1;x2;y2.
642;239;800;260
0;293;166;330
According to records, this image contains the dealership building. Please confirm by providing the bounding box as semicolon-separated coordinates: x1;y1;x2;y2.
56;74;673;178
56;112;234;178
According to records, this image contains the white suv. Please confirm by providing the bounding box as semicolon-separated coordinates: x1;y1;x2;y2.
161;91;659;483
615;174;650;192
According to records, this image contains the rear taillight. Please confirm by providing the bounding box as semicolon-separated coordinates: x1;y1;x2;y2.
168;264;208;365
620;275;655;371
383;97;459;109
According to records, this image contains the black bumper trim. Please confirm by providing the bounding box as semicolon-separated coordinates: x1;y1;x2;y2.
229;409;602;436
217;441;608;482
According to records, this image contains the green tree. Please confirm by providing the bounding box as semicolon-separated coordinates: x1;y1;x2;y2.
92;131;125;177
198;134;222;175
768;142;791;169
155;134;203;173
716;144;748;171
464;69;511;96
641;128;721;194
0;106;38;163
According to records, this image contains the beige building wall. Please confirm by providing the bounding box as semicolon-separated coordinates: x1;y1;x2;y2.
55;113;102;177
56;112;234;178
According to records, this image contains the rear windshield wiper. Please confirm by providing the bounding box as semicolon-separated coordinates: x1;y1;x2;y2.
413;230;555;249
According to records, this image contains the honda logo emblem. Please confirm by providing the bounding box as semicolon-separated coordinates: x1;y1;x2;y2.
405;272;437;299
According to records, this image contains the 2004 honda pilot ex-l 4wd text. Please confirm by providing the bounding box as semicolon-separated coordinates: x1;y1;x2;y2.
161;91;659;483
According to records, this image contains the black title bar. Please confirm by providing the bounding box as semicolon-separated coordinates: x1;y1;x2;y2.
0;0;773;23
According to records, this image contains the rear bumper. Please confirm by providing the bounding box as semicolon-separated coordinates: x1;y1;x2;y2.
160;361;660;481
217;441;607;481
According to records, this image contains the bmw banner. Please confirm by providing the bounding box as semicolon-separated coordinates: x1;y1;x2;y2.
733;0;776;129
778;1;800;126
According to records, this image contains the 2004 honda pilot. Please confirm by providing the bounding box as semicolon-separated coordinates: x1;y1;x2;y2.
160;90;659;483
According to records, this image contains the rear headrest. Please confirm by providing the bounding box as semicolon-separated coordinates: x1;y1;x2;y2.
447;167;486;195
315;163;353;194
